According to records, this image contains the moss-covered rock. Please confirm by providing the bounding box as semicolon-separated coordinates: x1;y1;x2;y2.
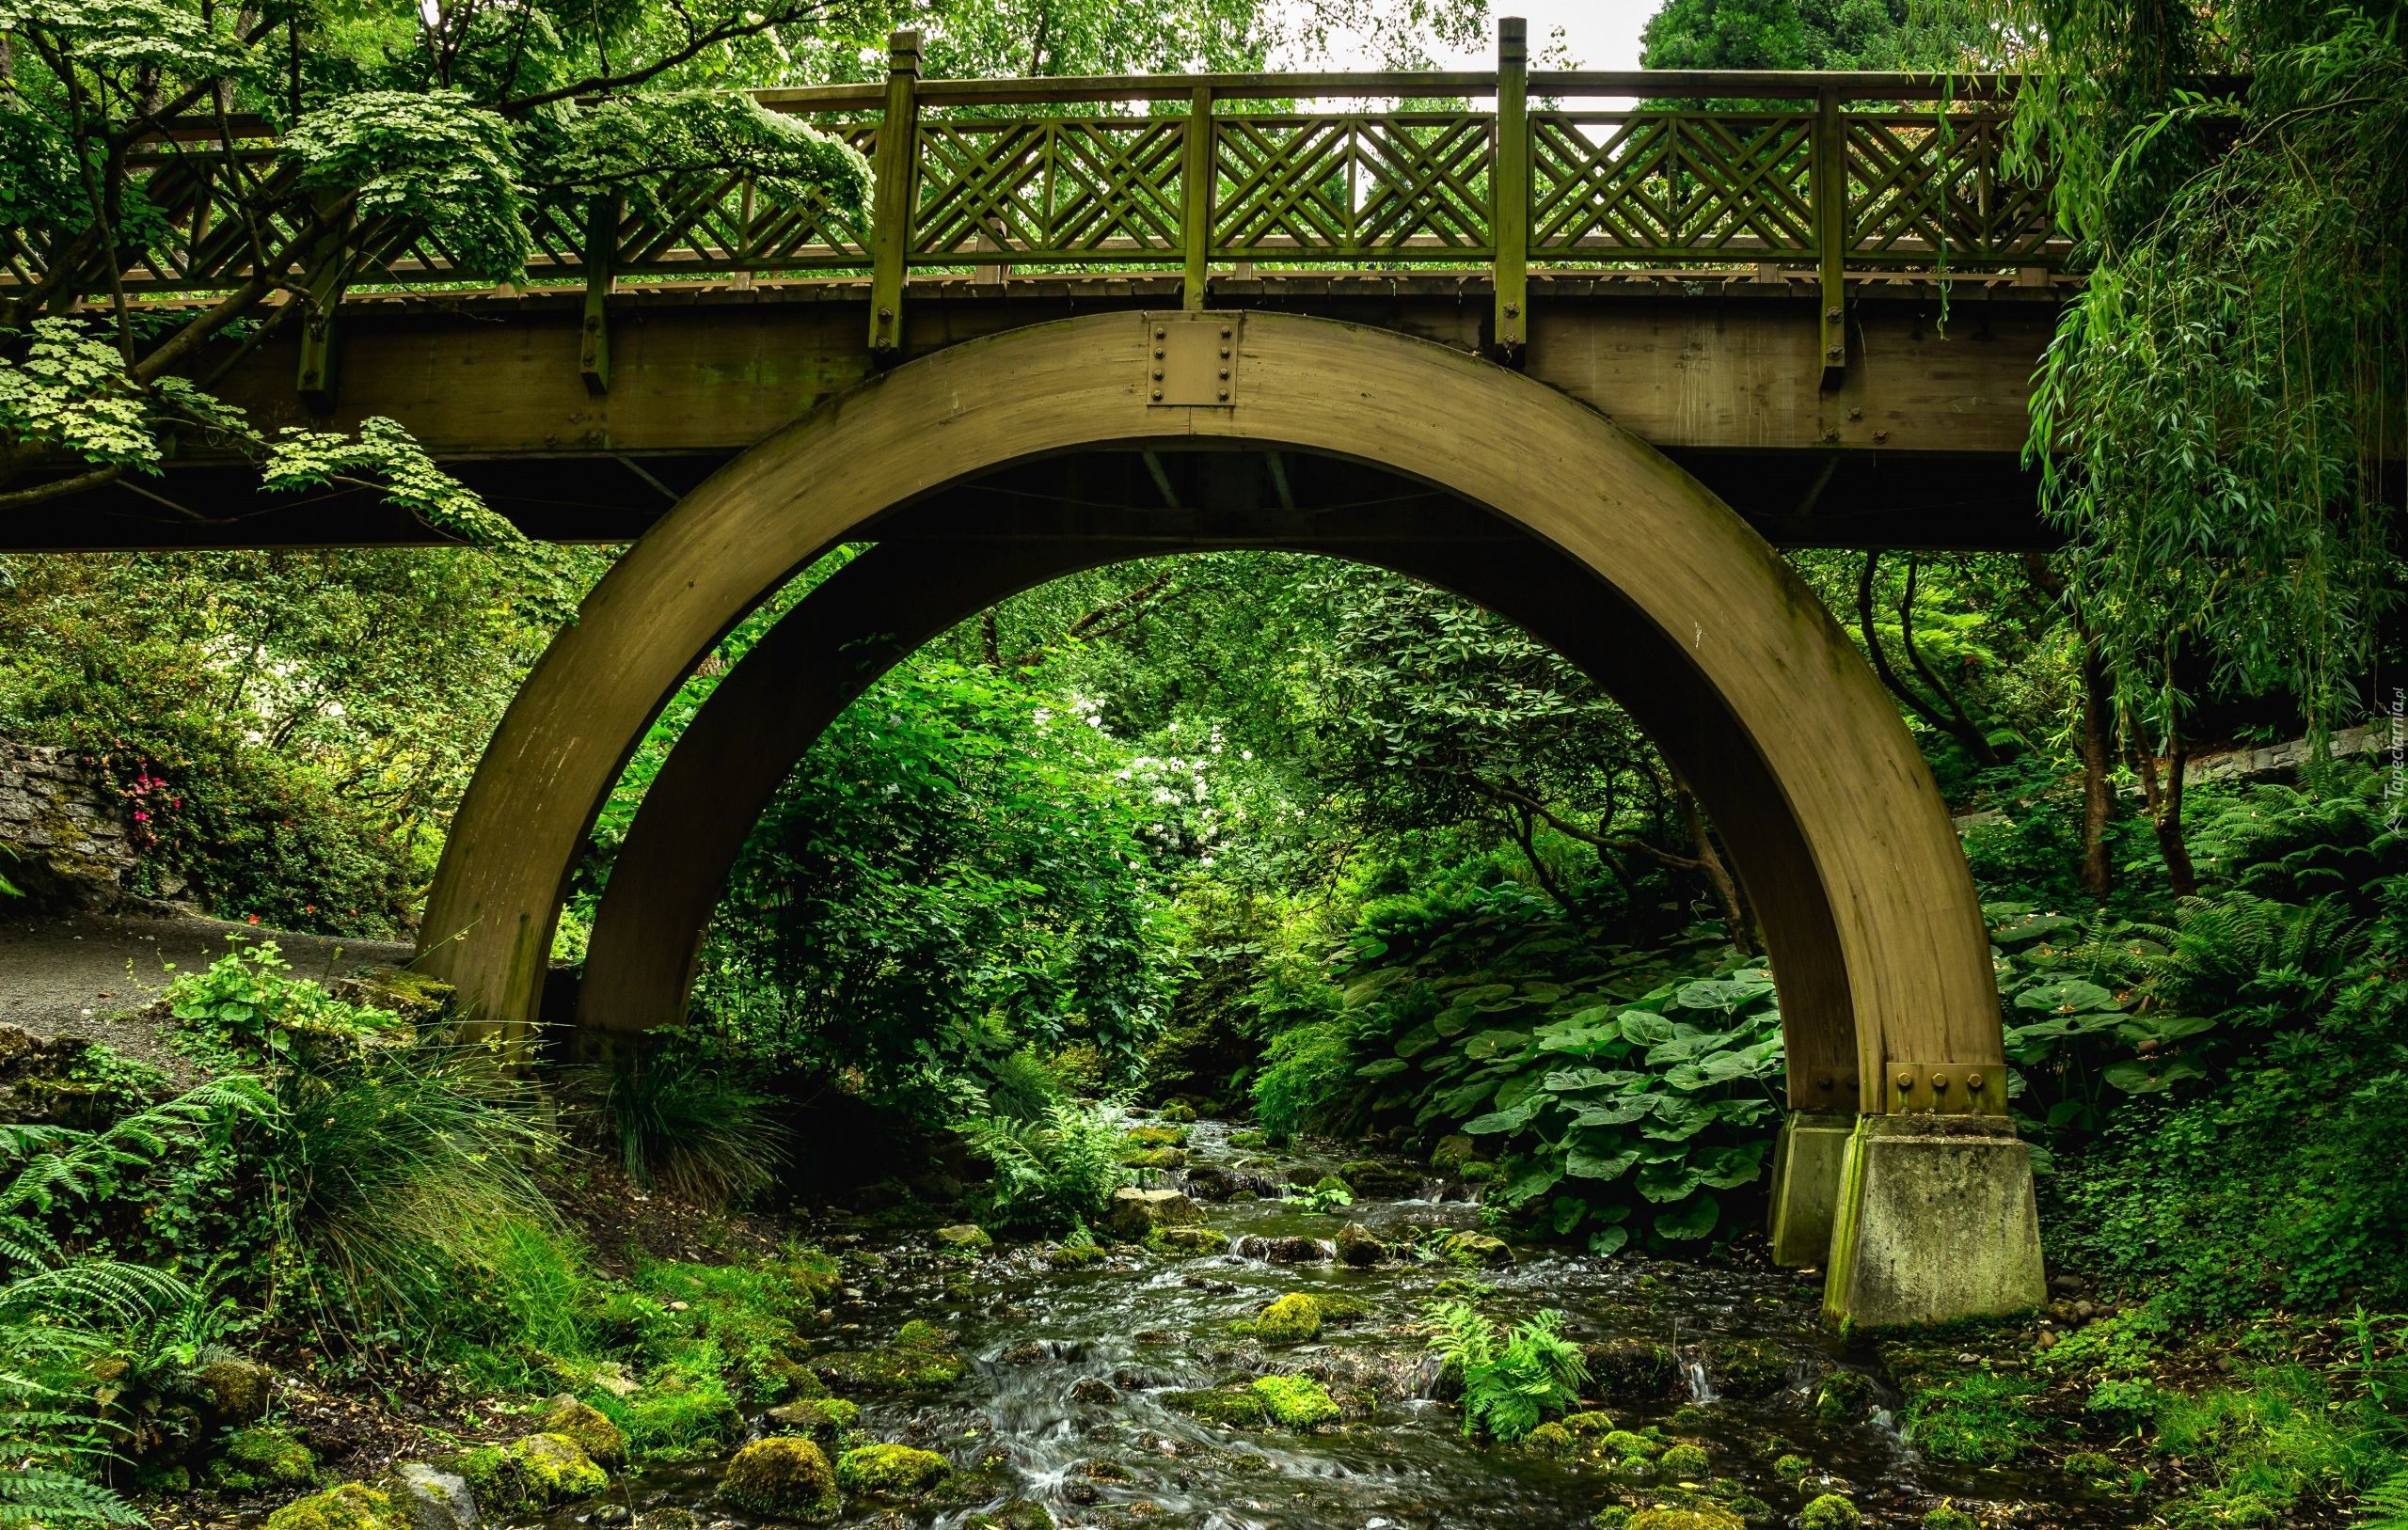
935;1223;993;1252
1046;1241;1108;1269
1121;1147;1188;1170
1335;1222;1387;1267
1562;1410;1617;1435
1772;1453;1811;1480
445;1433;607;1510
1105;1187;1202;1238
192;1355;275;1426
1250;1374;1339;1427
541;1396;627;1468
1599;1430;1661;1459
1164;1387;1272;1427
1626;1509;1742;1530
1703;1339;1791;1399
1125;1125;1188;1148
1921;1508;1978;1530
1337;1159;1423;1197
214;1426;316;1491
1430;1135;1477;1172
765;1396;861;1443
834;1443;952;1498
1520;1421;1575;1457
815;1321;969;1395
1147;1224;1227;1255
721;1436;839;1519
262;1483;411;1530
1440;1231;1513;1268
1585;1339;1680;1399
1657;1443;1708;1478
1799;1495;1861;1530
1811;1369;1874;1425
1254;1293;1323;1343
1458;1160;1497;1182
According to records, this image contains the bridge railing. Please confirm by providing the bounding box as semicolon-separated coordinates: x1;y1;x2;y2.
7;23;2063;391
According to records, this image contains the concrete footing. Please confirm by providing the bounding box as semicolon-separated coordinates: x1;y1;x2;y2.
1767;1111;1856;1268
1822;1113;2047;1329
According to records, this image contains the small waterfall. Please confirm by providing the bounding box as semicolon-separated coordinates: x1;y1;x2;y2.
1684;1357;1719;1403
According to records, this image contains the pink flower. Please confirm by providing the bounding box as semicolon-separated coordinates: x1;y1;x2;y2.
132;811;149;822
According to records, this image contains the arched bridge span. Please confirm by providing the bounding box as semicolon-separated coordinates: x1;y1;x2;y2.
418;309;2046;1325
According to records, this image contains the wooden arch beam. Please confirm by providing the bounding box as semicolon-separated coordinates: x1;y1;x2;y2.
419;311;2004;1113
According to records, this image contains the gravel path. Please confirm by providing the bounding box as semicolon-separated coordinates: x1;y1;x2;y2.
0;909;417;1068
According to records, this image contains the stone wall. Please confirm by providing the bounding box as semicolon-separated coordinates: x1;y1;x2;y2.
0;740;135;911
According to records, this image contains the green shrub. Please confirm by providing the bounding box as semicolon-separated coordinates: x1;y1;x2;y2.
960;1099;1131;1236
1423;1301;1589;1441
564;1033;787;1208
1904;1371;2046;1465
1250;1021;1355;1141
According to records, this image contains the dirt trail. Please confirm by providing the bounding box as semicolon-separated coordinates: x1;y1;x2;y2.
0;909;416;1066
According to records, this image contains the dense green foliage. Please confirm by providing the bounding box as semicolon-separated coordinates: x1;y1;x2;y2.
1423;1300;1590;1441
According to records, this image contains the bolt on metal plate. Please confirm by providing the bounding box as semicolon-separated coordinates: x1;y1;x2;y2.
1886;1061;2008;1116
1145;311;1240;407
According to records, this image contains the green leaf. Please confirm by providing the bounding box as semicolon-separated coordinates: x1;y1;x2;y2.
1672;977;1775;1012
1636;1160;1703;1203
1354;1057;1411;1080
1654;1194;1719;1240
2100;1058;2207;1094
1463;1099;1542;1134
2014;979;2122;1014
1564;1145;1641;1180
1587;1225;1630;1256
1618;1012;1677;1046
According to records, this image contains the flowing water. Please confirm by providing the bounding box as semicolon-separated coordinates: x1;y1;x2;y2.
568;1116;2124;1529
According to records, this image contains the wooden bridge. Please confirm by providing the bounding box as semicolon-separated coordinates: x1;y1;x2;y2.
18;28;2067;551
15;26;2064;1326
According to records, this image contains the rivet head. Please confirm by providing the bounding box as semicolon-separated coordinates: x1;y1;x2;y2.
1218;347;1230;358
878;306;893;320
1896;1071;1914;1090
1154;326;1167;339
1968;1071;1986;1090
1216;388;1228;401
1219;327;1232;339
1151;370;1163;380
1825;307;1843;322
1933;1075;1950;1092
1150;389;1163;401
1217;368;1229;379
1827;345;1845;359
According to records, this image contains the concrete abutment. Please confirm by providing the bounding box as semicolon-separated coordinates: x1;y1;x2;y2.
1821;1113;2047;1329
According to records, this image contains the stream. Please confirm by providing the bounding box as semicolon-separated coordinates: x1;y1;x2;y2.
565;1115;2123;1528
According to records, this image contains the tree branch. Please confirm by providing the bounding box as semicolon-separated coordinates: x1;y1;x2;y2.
0;463;124;511
1898;553;2001;765
498;1;841;114
1856;549;1955;734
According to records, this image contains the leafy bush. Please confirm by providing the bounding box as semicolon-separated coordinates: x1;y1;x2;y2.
565;1034;787;1207
1423;1301;1589;1441
959;1099;1132;1236
1327;884;1780;1251
1249;1021;1355;1142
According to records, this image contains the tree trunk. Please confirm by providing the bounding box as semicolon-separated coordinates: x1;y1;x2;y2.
1673;776;1755;954
2127;707;2197;899
2075;621;2115;897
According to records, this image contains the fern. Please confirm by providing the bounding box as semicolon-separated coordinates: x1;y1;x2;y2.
2357;1468;2408;1530
961;1098;1131;1235
1423;1300;1590;1441
0;1468;146;1528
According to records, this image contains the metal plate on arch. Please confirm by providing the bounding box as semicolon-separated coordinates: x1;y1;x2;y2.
1886;1061;2009;1116
1145;312;1241;407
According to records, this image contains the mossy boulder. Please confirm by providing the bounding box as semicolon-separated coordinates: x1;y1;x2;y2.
765;1396;861;1443
1250;1374;1339;1427
1585;1339;1680;1399
1772;1453;1811;1480
1430;1135;1477;1172
1457;1160;1497;1182
1799;1495;1862;1530
1658;1443;1709;1478
1627;1509;1742;1530
541;1396;627;1468
1122;1146;1188;1170
1520;1421;1575;1457
1147;1224;1227;1255
1811;1369;1874;1425
1254;1293;1323;1343
1562;1411;1617;1436
263;1483;412;1530
191;1355;275;1426
1440;1231;1513;1268
1046;1241;1108;1269
935;1223;993;1252
1600;1430;1661;1459
1703;1338;1791;1399
834;1443;952;1498
1104;1187;1201;1238
1125;1125;1188;1148
1337;1159;1423;1197
1922;1509;1978;1530
214;1425;316;1491
721;1436;839;1520
1164;1387;1272;1427
445;1433;607;1510
816;1321;969;1395
1335;1222;1387;1267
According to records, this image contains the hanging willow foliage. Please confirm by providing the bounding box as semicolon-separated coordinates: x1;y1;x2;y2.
1994;0;2406;746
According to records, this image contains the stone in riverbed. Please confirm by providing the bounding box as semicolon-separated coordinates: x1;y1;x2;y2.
1338;1159;1423;1198
963;1502;1056;1529
1069;1377;1117;1404
1430;1135;1477;1172
1236;1234;1328;1264
765;1396;861;1443
1584;1339;1681;1400
262;1483;412;1530
1253;1292;1323;1343
1105;1187;1201;1238
386;1463;478;1530
1335;1222;1387;1267
720;1436;838;1519
936;1223;993;1252
1148;1224;1227;1256
191;1354;276;1427
1439;1231;1513;1268
539;1396;626;1468
834;1443;952;1499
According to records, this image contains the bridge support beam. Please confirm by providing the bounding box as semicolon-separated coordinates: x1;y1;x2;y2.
1822;1114;2046;1328
1766;1110;1855;1269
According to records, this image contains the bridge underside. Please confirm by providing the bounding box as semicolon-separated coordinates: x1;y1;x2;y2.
21;274;2057;553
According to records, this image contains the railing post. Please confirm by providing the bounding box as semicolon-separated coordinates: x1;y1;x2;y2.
1492;16;1529;360
294;189;352;409
1182;84;1214;311
1815;85;1846;388
867;28;922;355
579;195;619;396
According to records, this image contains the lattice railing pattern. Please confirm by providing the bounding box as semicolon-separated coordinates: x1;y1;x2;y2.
1212;114;1495;260
1532;112;1816;260
6;82;2062;304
